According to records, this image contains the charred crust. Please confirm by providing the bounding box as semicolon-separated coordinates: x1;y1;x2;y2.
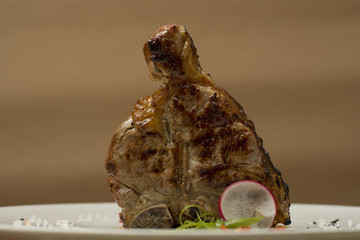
140;149;158;161
192;129;217;147
196;93;229;128
192;127;252;162
199;168;209;178
172;97;185;112
188;83;200;97
146;149;157;155
177;81;201;100
218;128;231;138
284;181;290;196
227;130;251;152
151;157;165;173
275;176;281;188
221;88;256;130
158;148;168;155
147;33;184;77
108;178;119;192
191;129;218;160
105;161;117;175
213;163;227;171
198;163;227;182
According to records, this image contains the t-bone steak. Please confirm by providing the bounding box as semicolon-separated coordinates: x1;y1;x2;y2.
105;24;291;228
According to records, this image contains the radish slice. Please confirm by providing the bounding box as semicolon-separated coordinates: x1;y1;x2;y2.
219;180;277;228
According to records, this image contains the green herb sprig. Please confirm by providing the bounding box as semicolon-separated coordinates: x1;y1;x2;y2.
176;205;263;230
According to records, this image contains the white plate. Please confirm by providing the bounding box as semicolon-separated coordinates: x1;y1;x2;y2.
0;203;359;239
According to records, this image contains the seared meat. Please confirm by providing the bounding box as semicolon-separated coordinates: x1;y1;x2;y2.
105;24;291;228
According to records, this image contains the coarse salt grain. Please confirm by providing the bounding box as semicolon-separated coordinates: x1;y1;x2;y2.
43;219;48;228
318;219;326;228
12;220;23;227
36;217;41;228
77;214;83;222
10;212;125;231
56;220;74;230
86;214;93;221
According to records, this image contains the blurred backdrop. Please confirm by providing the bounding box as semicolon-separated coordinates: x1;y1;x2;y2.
1;0;359;207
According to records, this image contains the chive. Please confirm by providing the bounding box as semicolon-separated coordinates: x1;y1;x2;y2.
224;216;264;228
176;205;264;230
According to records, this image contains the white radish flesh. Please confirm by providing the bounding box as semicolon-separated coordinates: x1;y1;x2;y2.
219;180;277;228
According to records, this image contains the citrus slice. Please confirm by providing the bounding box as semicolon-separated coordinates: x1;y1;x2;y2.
219;180;277;228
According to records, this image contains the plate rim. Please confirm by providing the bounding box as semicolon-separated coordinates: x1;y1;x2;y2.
1;202;360;239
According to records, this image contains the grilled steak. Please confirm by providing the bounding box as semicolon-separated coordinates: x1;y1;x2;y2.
105;24;291;228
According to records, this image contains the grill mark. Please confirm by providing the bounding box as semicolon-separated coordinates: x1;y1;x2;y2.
196;93;229;128
191;129;218;160
151;157;165;173
141;148;158;161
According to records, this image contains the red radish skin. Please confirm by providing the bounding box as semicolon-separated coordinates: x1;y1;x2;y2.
218;180;277;228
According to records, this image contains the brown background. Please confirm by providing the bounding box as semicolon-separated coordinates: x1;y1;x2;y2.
1;0;360;208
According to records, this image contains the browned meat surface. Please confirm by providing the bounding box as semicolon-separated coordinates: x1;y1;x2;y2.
105;24;291;228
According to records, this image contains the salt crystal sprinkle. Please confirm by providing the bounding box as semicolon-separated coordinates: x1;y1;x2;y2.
12;220;23;227
56;220;74;230
11;212;110;230
308;218;360;231
11;213;360;231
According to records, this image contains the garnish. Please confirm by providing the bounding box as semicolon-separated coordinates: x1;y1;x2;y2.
219;180;277;228
176;205;263;230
